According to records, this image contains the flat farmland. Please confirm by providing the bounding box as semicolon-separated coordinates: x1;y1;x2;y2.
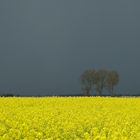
0;97;140;140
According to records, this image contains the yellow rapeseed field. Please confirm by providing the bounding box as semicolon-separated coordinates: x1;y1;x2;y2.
0;97;140;140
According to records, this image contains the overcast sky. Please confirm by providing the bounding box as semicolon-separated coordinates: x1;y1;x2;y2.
0;1;140;95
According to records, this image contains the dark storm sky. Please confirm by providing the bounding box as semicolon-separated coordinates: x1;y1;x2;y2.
0;1;140;95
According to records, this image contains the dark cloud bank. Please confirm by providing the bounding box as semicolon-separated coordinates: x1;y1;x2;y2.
0;1;140;96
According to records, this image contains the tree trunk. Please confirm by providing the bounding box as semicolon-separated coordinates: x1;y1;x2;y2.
86;89;90;96
111;86;114;96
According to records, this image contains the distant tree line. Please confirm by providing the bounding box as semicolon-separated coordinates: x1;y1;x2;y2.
80;69;119;96
0;93;15;97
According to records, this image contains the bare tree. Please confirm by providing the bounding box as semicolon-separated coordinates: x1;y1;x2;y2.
80;69;120;96
95;69;108;96
106;71;119;96
80;69;96;96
